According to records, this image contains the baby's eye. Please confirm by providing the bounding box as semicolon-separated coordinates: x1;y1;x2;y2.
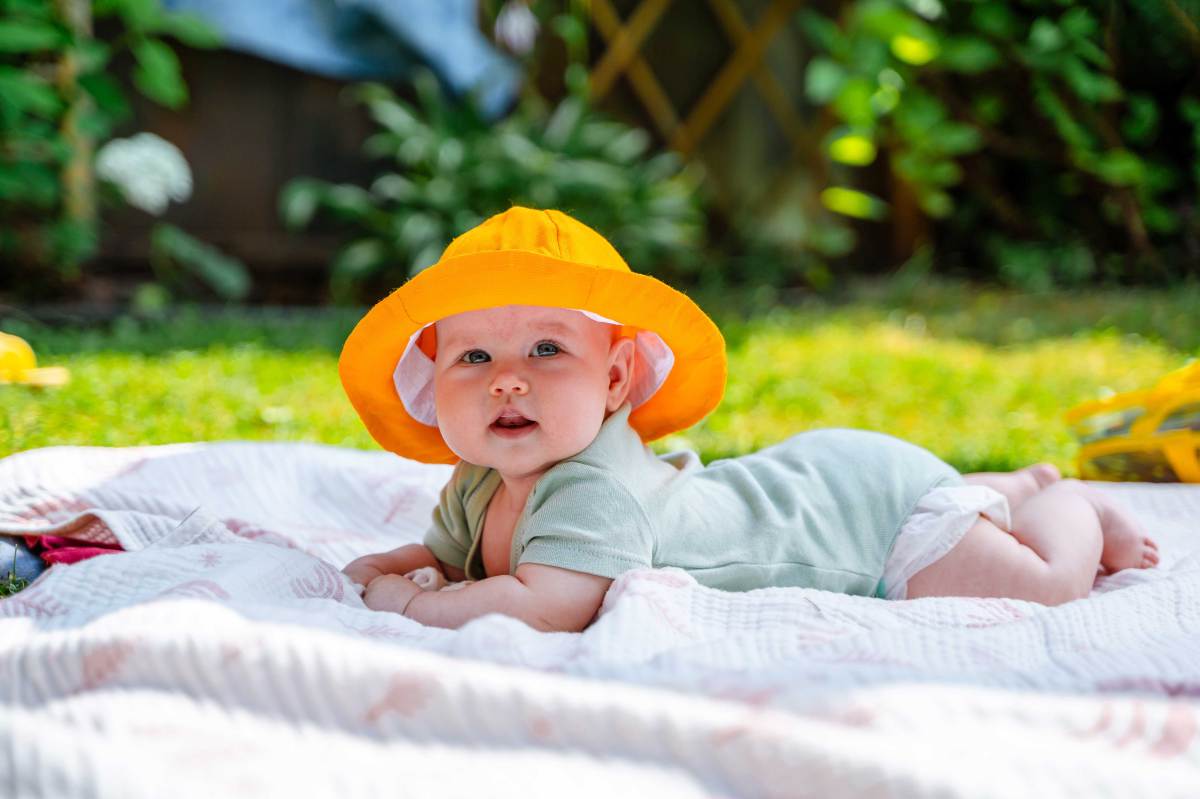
460;350;490;364
533;341;560;357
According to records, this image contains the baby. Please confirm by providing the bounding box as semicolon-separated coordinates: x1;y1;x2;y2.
340;207;1159;632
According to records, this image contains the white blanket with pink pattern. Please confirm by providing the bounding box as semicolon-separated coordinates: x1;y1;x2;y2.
1;441;1198;798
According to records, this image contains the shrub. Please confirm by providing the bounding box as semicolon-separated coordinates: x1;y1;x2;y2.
280;69;708;303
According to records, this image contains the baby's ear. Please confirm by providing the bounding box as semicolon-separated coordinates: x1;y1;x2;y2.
606;334;637;410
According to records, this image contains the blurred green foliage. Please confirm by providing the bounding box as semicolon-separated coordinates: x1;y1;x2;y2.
0;0;220;277
280;68;707;303
803;0;1200;287
4;279;1197;474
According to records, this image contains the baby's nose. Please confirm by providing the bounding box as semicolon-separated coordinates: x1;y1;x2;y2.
489;372;528;395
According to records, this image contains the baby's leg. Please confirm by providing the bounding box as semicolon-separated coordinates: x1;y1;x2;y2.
962;463;1061;513
906;480;1156;605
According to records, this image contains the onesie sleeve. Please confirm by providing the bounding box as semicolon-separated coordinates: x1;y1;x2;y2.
516;464;654;579
421;461;485;570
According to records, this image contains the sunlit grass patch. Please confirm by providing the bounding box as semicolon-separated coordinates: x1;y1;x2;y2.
4;344;375;453
654;315;1185;473
3;282;1195;476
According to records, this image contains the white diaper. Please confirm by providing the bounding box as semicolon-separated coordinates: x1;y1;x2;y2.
881;484;1012;600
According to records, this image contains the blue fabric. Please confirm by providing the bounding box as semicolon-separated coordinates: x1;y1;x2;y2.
162;0;521;118
0;536;46;586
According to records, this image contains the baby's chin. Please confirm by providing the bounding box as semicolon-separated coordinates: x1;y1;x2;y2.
479;452;563;482
458;437;590;477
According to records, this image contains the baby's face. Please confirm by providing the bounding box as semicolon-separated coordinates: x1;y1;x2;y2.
432;305;631;480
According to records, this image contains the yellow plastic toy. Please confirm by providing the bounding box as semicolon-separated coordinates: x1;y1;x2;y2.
0;332;70;387
1065;361;1200;483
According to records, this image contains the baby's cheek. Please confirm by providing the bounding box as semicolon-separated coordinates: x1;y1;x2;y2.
438;425;476;461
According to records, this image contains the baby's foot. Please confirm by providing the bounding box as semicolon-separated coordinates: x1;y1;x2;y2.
1004;462;1063;508
1091;491;1160;573
1022;462;1063;491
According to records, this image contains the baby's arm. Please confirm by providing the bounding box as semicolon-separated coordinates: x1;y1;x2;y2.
342;544;450;587
366;563;612;632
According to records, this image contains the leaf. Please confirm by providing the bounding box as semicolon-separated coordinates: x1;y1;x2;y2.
891;34;939;66
550;13;587;52
893;90;946;137
332;239;388;279
1029;19;1064;53
367;97;420;136
931;121;982;155
1090;149;1145;187
77;39;112;72
0;0;54;21
642;151;682;183
151;223;251;300
0;20;64;53
797;9;845;55
323;185;376;218
820;187;888;220
278;179;325;229
1032;78;1093;151
828;133;877;166
805;57;847;104
923;159;963;186
858;3;926;42
157;12;222;49
0;162;59;206
834;77;876;126
113;0;160;31
604;127;650;164
435;139;465;173
370;174;417;203
0;67;62;118
132;37;187;108
79;73;131;121
917;188;953;218
396;213;442;251
92;0;124;16
563;62;589;99
969;2;1019;38
939;37;1001;74
548;158;629;194
409;241;443;275
1062;57;1121;104
1058;7;1098;40
543;96;585;149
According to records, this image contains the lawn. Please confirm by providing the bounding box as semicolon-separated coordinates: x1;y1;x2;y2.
3;278;1197;475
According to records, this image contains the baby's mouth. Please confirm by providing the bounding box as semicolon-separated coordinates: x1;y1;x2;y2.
490;415;538;433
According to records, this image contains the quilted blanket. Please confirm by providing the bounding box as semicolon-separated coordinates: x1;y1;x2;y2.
1;441;1198;798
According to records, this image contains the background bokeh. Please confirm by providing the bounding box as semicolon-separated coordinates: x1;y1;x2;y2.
2;0;1198;475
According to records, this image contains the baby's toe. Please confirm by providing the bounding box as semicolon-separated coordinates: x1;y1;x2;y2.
1030;463;1063;488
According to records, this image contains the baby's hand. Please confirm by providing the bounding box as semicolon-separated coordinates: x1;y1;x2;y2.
404;566;447;591
362;573;421;615
342;555;385;590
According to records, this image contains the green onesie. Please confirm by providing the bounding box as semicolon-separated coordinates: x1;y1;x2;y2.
422;402;963;597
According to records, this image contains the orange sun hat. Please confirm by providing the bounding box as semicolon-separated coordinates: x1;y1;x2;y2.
338;206;727;464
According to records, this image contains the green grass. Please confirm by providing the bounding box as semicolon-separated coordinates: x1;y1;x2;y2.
3;279;1197;475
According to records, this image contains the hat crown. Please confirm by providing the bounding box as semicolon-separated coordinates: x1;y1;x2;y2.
441;207;631;273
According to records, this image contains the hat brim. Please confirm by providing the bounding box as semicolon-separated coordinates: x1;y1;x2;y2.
338;249;727;463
